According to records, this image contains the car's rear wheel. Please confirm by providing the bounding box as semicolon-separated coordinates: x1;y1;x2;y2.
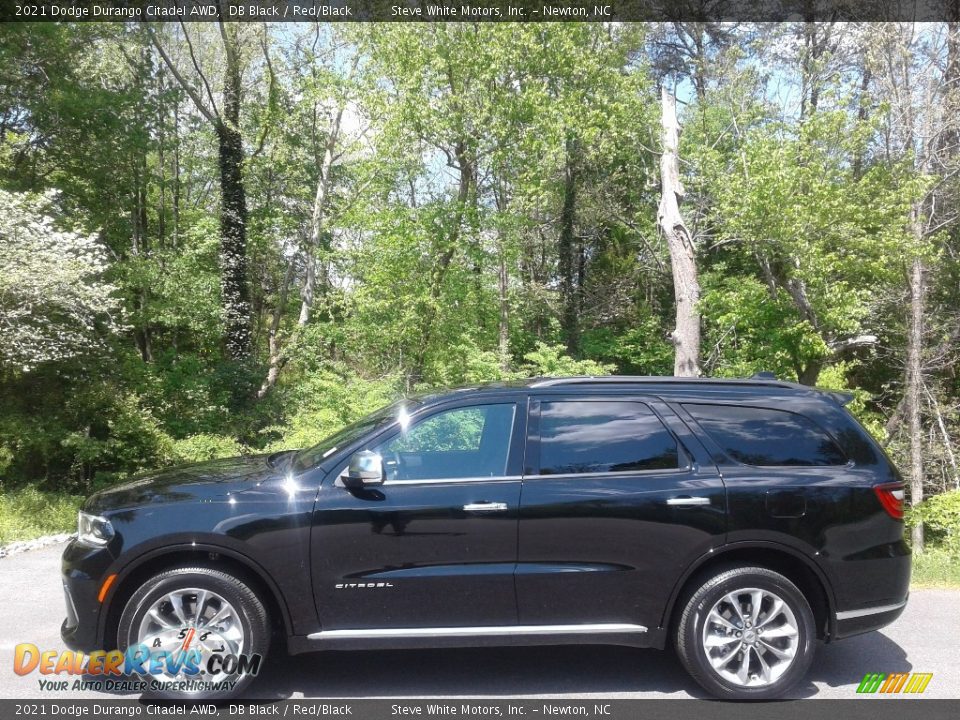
675;566;816;699
117;566;269;700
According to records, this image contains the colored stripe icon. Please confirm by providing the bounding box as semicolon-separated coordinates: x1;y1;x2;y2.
857;672;933;694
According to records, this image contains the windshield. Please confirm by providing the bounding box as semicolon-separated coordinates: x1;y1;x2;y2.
291;400;414;474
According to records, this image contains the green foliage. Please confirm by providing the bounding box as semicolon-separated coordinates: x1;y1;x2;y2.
263;361;401;452
0;444;13;478
428;343;512;387
700;269;817;379
910;547;960;588
2;22;959;551
59;389;175;489
0;486;83;545
171;434;246;465
581;320;674;376
517;342;614;378
907;491;960;556
814;364;886;442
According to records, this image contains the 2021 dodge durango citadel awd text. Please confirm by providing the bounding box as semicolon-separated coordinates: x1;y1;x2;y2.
61;375;910;700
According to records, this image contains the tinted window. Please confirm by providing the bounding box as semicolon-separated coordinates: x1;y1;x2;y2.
376;403;516;480
538;401;680;475
685;404;847;467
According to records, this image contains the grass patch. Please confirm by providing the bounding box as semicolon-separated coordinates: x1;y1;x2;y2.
910;546;960;588
0;486;83;545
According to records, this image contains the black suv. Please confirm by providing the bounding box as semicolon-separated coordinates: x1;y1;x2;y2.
62;376;910;700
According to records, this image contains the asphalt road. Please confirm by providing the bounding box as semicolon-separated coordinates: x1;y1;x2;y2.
1;542;957;700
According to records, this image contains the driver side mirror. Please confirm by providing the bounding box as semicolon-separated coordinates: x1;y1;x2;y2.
342;450;385;489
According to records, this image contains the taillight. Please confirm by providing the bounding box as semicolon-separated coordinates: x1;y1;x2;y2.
873;483;905;520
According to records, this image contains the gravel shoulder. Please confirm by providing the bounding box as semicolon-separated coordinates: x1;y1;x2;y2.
1;542;957;700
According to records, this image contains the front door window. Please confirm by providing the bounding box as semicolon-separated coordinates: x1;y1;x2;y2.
375;403;516;481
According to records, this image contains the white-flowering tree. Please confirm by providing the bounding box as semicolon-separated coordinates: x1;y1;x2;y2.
0;189;122;372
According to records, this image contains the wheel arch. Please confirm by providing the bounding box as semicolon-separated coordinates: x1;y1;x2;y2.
99;543;293;649
662;541;837;642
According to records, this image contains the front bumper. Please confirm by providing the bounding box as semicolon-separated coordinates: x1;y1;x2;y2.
60;539;114;652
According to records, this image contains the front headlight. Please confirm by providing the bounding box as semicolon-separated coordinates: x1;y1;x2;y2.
77;511;114;547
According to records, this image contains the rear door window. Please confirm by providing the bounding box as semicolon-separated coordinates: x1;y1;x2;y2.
538;401;680;475
684;404;847;467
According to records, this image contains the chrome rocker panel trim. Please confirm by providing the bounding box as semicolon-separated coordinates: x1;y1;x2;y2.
308;622;648;640
835;598;908;620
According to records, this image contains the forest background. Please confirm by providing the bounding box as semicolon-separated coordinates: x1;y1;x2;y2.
1;21;959;584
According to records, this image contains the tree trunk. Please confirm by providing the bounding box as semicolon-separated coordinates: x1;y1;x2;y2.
493;177;511;372
149;24;251;358
498;232;510;372
906;253;925;551
216;124;251;361
853;61;872;180
172;93;181;249
925;382;960;490
299;102;345;327
217;33;251;361
257;261;294;399
255;94;347;399
945;22;960;155
558;131;580;356
131;156;153;363
800;22;832;119
658;87;701;377
410;140;473;386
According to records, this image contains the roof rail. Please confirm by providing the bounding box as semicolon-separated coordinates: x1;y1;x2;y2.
527;375;803;390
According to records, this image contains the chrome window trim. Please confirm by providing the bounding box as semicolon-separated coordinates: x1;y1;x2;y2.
373;469;695;484
371;469;694;485
335;475;521;488
308;622;647;640
383;475;523;486
522;467;690;480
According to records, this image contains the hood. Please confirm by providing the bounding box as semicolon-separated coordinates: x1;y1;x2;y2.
86;454;285;514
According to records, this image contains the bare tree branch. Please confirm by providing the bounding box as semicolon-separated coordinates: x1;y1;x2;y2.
178;20;220;123
146;24;218;126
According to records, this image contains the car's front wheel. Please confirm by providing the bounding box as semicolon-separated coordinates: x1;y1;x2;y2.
117;566;270;700
675;566;816;699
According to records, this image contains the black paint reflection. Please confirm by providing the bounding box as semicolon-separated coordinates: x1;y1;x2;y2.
539;401;679;474
685;404;847;466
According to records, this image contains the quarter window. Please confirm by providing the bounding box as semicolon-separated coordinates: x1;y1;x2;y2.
375;403;516;481
538;401;680;475
684;404;847;467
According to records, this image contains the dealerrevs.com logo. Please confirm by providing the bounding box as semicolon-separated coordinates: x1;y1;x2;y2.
856;672;934;694
14;642;262;694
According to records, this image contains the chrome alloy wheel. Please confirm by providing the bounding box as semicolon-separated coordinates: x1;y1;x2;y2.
701;587;800;687
136;587;245;685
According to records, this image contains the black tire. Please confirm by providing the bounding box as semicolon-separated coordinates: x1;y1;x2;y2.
675;566;816;700
117;566;270;700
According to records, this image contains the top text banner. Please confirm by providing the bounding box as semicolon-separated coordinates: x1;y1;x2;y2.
2;0;959;22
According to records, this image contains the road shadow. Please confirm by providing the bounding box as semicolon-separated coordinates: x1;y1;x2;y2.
90;631;908;701
792;631;911;698
245;645;707;699
246;631;911;701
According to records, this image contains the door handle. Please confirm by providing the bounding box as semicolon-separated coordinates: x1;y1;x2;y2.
463;502;509;512
666;496;711;506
